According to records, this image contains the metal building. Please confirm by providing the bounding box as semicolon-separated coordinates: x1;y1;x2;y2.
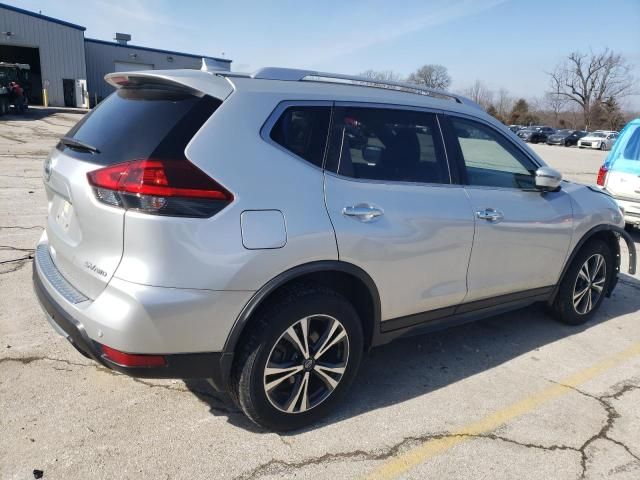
1;2;232;108
0;3;87;107
85;38;230;104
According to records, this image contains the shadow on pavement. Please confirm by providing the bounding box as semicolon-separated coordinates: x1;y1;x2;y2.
0;106;86;121
185;289;640;433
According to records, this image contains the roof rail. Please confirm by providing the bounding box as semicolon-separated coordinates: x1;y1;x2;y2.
223;67;480;109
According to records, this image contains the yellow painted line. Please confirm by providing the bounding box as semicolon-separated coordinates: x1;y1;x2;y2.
364;341;640;480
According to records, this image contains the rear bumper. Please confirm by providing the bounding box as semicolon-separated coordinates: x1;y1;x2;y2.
32;265;232;386
611;196;640;225
31;240;248;389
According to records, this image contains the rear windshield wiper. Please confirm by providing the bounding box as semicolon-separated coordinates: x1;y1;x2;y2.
59;136;100;154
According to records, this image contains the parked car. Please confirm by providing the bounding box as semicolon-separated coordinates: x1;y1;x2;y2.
597;118;640;227
509;124;525;133
546;129;588;147
517;126;554;143
578;132;618;150
34;67;636;431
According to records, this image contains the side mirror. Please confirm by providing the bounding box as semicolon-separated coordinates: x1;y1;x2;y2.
535;166;562;191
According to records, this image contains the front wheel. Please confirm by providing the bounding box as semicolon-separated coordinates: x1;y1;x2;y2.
550;240;613;325
231;285;363;431
600;142;607;151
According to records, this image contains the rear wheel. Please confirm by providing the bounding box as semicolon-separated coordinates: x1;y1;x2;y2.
550;240;613;325
231;285;363;431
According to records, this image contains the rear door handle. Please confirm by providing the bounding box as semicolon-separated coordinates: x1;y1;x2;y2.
476;208;504;222
342;205;384;222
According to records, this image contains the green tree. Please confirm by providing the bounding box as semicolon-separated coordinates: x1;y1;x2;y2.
509;99;530;125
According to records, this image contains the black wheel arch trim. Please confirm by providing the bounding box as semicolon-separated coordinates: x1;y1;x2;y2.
223;260;382;353
550;224;636;303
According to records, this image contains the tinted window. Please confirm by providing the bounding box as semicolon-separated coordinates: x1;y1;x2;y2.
622;126;640;160
270;106;331;168
328;107;449;184
450;117;536;189
61;88;221;165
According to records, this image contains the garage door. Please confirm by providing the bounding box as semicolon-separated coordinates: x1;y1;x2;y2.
114;61;154;73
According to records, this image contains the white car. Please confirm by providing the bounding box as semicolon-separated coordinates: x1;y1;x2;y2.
578;131;618;150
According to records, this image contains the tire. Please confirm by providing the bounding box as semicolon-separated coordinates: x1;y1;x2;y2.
565;141;571;147
0;97;7;115
550;240;613;325
600;142;606;151
231;284;364;431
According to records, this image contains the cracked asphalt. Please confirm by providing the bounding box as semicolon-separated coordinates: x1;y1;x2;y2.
1;110;639;479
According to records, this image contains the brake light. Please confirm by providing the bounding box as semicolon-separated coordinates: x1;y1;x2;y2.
87;159;233;217
101;344;166;368
596;165;608;186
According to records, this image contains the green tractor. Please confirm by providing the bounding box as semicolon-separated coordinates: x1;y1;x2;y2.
0;62;31;115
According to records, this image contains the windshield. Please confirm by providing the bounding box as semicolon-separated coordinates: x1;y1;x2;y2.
555;130;570;134
589;132;606;138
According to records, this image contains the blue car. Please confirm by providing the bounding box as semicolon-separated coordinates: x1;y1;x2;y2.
597;118;640;227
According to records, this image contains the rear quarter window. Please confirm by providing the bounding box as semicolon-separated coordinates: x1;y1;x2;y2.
60;87;221;165
269;106;331;168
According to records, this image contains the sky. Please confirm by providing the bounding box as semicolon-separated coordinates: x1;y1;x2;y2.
6;0;640;109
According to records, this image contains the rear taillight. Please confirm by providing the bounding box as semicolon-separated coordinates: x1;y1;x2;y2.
87;159;233;217
101;344;166;368
596;165;608;186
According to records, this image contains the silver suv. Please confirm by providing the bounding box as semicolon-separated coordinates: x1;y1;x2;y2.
34;68;636;431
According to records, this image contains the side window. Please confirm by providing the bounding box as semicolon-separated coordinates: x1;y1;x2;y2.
270;106;331;168
450;117;537;189
327;107;449;184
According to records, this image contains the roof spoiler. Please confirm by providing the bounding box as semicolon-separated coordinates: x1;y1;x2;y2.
103;70;234;101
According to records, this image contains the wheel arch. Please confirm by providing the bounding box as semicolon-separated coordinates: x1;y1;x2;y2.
550;224;636;303
223;261;381;354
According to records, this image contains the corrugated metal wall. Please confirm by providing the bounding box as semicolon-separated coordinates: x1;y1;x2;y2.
0;7;86;107
85;40;230;103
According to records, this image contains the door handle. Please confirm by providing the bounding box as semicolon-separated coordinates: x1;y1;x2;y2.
476;208;504;222
342;205;384;222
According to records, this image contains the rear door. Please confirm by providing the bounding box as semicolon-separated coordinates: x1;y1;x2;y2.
324;105;474;324
443;115;573;302
44;84;221;299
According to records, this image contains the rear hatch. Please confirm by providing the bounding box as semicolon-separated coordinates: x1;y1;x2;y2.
606;170;640;200
43;74;227;299
603;121;640;201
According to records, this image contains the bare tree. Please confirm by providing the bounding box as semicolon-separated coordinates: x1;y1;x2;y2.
406;64;452;90
543;92;566;126
359;70;404;82
462;80;494;110
548;49;634;129
495;88;514;120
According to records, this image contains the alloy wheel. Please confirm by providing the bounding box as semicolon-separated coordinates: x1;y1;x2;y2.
263;315;349;414
572;253;606;315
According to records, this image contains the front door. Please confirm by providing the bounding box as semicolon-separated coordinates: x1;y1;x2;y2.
444;115;573;302
323;105;475;324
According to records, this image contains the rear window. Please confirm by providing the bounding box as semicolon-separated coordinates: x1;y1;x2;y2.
60;87;221;165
